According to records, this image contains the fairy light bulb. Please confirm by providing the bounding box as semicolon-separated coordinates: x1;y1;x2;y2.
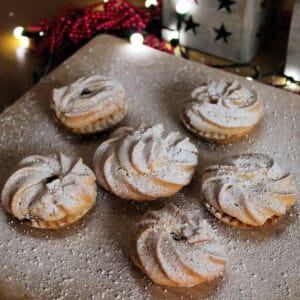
284;66;300;82
145;0;158;7
19;36;30;48
130;33;144;46
166;30;179;41
286;80;292;86
175;0;191;14
286;82;299;92
13;26;24;39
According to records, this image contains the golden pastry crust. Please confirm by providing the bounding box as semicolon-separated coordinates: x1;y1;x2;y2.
201;153;297;228
130;204;227;287
1;153;97;229
50;75;127;134
181;80;263;143
93;124;198;201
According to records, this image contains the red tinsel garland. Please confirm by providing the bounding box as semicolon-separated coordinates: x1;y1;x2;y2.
31;0;173;58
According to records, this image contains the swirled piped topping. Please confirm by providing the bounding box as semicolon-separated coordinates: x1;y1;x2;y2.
202;154;297;227
93;124;198;201
181;80;263;140
52;75;127;132
1;153;97;229
131;204;226;287
53;75;125;116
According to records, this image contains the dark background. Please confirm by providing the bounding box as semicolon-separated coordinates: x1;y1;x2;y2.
0;1;97;112
0;0;295;113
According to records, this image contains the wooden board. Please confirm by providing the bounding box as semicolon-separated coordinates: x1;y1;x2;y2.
0;35;299;299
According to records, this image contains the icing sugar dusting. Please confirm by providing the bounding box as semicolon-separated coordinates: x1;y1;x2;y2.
53;74;126;117
202;153;297;227
93;123;198;201
132;203;227;287
1;153;96;229
0;36;299;299
185;80;263;129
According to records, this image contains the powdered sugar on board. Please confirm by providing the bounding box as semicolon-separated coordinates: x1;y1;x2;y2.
0;35;299;299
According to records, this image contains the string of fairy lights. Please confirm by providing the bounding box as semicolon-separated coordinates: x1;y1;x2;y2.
12;0;191;49
11;0;300;93
14;26;146;47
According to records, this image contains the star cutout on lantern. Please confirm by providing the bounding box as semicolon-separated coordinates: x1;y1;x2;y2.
184;16;200;34
218;0;236;13
214;24;232;43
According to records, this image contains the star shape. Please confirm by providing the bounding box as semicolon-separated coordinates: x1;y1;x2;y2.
214;24;232;43
184;16;200;34
218;0;236;13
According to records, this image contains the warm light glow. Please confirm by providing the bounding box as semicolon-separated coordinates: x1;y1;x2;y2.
162;29;180;43
16;47;26;61
13;26;24;39
19;36;30;48
286;82;300;92
103;0;109;3
145;0;158;7
284;66;300;82
246;76;254;81
166;30;179;41
175;0;191;14
130;33;144;46
286;80;292;85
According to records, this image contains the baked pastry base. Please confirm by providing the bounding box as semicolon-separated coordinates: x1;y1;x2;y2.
22;202;95;229
50;100;127;135
181;111;254;144
203;201;280;229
